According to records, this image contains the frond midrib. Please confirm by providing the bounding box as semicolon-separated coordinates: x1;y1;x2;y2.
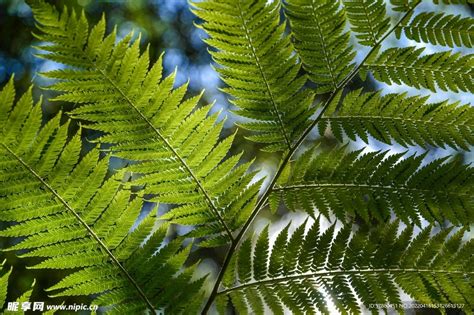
323;114;472;127
70;39;235;241
402;24;473;36
273;182;469;196
365;61;467;73
361;0;380;45
0;142;156;312
236;0;292;150
308;0;338;89
217;267;472;296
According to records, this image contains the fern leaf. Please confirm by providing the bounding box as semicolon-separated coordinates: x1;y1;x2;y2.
0;80;203;313
343;0;391;46
319;89;474;149
0;261;12;310
192;0;315;152
390;0;419;12
285;0;356;94
270;145;474;225
362;46;474;92
1;261;37;314
396;12;474;48
217;219;473;314
29;0;258;244
392;0;472;12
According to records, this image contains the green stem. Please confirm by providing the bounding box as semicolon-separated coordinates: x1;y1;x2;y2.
274;183;470;197
217;268;472;296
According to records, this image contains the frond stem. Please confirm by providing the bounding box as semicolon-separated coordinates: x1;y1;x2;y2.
274;183;470;196
365;62;467;74
217;268;473;296
201;2;420;313
401;25;472;36
324;115;471;126
1;143;156;313
309;0;338;89
361;0;379;45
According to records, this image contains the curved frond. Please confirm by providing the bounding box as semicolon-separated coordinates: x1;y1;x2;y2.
362;47;474;93
0;80;204;313
29;0;259;244
192;0;315;152
217;219;473;314
343;0;390;46
396;12;474;48
270;146;474;225
319;89;474;149
285;0;356;94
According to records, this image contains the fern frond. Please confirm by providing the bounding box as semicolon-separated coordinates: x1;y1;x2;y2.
390;0;419;12
319;89;474;149
1;261;36;313
270;146;474;225
0;80;204;313
30;0;258;245
217;219;473;314
343;0;391;46
285;0;356;94
192;0;315;152
362;47;474;92
392;0;471;12
396;12;474;48
0;262;9;311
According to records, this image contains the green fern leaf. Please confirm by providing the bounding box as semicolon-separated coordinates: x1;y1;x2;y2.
217;219;473;314
1;261;38;314
0;80;204;313
270;145;474;225
8;1;474;313
343;0;391;46
0;261;13;310
396;12;474;48
285;0;356;94
192;0;316;152
319;89;474;149
362;46;474;92
390;0;419;12
29;0;258;244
